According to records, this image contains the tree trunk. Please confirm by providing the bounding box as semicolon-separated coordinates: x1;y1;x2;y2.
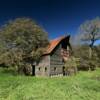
89;47;92;59
89;39;95;59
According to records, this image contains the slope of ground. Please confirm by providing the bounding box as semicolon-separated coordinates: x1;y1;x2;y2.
0;68;100;100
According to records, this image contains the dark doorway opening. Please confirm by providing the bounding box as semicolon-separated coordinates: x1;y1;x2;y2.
63;66;65;76
32;65;35;76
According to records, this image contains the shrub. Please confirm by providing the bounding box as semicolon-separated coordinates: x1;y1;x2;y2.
64;57;78;76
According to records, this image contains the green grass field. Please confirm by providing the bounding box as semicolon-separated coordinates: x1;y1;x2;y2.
0;68;100;100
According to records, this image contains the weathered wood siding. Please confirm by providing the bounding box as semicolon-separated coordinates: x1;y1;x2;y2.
50;44;64;76
35;55;50;76
35;37;71;76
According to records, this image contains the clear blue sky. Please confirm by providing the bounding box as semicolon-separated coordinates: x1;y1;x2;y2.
0;0;100;39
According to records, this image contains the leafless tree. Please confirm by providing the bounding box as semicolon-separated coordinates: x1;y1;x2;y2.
78;17;100;58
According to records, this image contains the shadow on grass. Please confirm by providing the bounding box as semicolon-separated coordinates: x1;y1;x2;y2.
0;67;18;76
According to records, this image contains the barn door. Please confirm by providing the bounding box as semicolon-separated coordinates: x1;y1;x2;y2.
62;66;65;76
32;65;35;76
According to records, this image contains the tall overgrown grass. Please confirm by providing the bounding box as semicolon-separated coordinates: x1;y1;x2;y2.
0;68;100;100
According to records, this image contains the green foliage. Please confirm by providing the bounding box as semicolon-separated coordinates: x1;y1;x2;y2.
0;68;100;100
73;45;100;70
71;18;100;67
64;57;78;75
65;57;78;68
0;18;49;73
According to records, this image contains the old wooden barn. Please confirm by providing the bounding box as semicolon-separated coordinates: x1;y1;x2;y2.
32;35;71;76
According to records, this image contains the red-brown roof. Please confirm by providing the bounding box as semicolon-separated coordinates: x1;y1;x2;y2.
43;35;69;55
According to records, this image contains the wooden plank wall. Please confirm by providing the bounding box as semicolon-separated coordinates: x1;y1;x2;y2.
50;44;64;76
35;55;50;76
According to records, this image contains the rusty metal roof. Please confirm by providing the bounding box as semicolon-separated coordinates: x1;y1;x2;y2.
43;35;70;55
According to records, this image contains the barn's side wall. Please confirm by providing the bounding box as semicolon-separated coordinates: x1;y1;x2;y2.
35;55;50;76
50;44;64;76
